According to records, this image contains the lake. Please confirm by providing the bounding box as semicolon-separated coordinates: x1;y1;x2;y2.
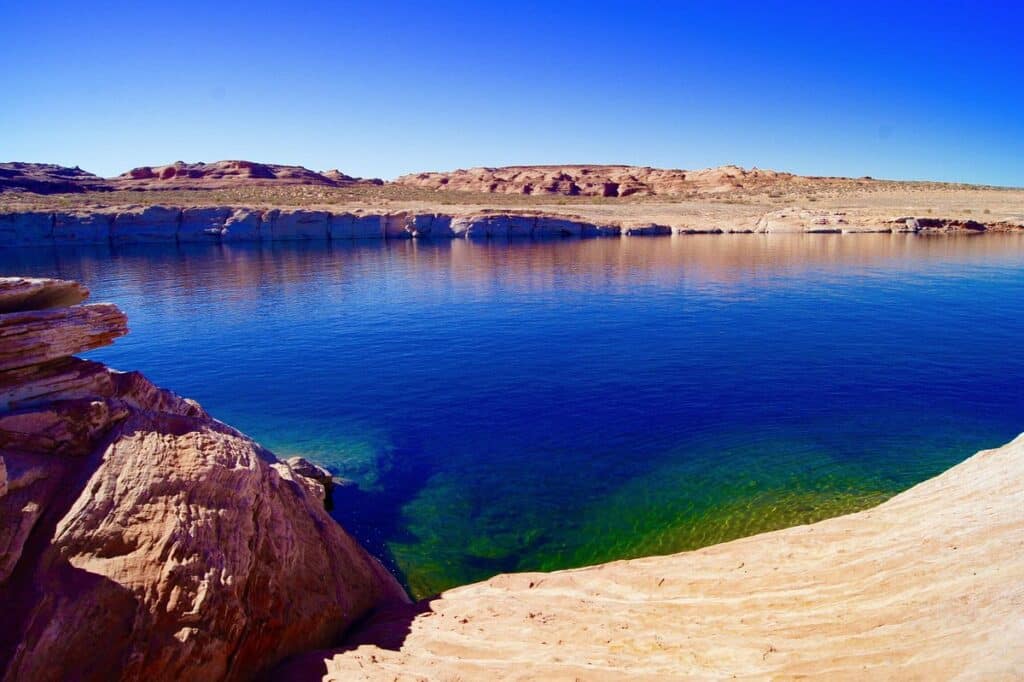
3;233;1023;598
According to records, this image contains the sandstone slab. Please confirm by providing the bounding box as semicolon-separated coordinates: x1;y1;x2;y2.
0;278;88;314
0;304;127;372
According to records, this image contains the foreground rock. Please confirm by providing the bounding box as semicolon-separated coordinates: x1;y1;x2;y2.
0;278;407;681
284;435;1024;680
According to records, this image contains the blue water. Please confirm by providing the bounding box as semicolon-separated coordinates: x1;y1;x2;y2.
3;234;1023;598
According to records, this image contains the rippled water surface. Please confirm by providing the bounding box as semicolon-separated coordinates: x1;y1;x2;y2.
4;234;1024;598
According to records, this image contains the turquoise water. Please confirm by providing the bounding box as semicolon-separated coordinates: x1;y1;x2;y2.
3;233;1024;598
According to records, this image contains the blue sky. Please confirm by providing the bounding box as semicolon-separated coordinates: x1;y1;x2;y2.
2;1;1022;185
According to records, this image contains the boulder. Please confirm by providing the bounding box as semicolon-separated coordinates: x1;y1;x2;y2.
1;409;406;682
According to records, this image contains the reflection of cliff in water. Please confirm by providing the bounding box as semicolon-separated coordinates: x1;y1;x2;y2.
3;233;1022;308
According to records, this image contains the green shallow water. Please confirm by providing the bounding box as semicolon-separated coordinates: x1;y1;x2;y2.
3;234;1023;598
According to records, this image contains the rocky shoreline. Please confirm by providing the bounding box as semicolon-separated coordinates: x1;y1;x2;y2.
1;207;1020;248
0;278;407;680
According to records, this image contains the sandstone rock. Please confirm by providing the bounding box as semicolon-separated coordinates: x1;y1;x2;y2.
0;304;128;372
624;223;672;236
382;214;414;240
178;207;231;242
755;208;865;234
0;278;408;681
281;456;336;509
533;216;586;237
221;209;263;242
409;214;453;238
0;163;112;194
52;212;113;245
327;212;355;240
110;160;363;191
393;164;806;197
0;212;53;247
0;358;117;412
352;215;385;240
111;207;181;243
266;210;330;241
0;450;68;584
286;433;1024;680
1;409;406;681
0;278;88;314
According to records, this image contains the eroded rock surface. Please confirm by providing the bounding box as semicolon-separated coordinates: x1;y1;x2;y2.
285;435;1024;680
0;163;112;194
0;278;407;681
394;164;849;197
112;160;376;191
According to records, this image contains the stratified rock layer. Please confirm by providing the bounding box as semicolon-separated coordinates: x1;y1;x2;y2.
286;435;1024;680
0;303;127;371
0;278;89;313
0;278;407;682
394;164;847;197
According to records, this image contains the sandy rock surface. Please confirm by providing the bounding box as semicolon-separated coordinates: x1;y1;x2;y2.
286;434;1024;680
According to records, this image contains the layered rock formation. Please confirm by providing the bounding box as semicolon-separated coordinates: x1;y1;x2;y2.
393;164;869;197
753;208;1024;234
0;163;112;194
0;161;381;194
0;278;407;681
112;160;378;191
0;209;681;247
283;434;1024;680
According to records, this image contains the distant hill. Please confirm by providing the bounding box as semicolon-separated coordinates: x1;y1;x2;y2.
0;160;954;197
0;162;113;194
393;164;878;197
0;160;382;194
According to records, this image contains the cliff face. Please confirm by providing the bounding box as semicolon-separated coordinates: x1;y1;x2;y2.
0;278;407;681
3;206;1015;249
285;435;1024;680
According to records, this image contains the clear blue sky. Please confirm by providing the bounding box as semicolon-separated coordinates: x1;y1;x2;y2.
2;1;1022;185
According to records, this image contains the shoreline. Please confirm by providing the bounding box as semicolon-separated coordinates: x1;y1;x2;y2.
1;205;1021;249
